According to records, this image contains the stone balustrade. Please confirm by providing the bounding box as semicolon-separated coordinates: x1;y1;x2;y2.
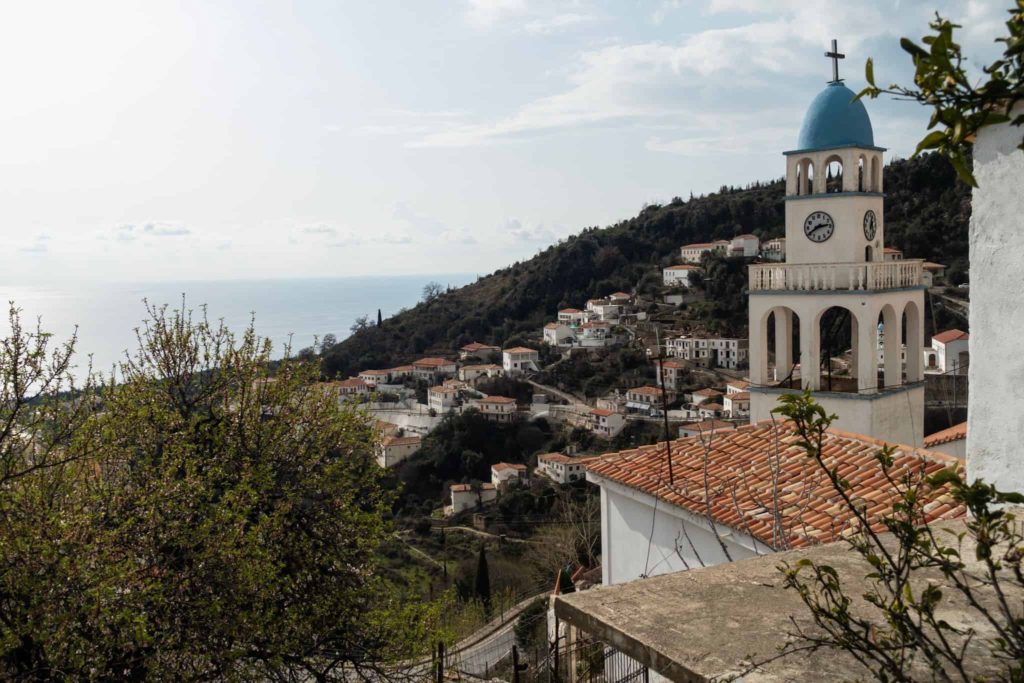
749;259;923;292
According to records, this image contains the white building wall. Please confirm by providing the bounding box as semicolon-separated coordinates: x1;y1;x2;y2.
968;106;1024;493
598;478;766;587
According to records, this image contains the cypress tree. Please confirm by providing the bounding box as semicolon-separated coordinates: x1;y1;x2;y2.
377;309;382;327
474;544;491;615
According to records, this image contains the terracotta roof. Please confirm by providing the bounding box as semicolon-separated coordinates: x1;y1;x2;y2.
461;342;498;351
336;378;367;389
476;395;516;404
559;308;583;314
539;453;572;464
628;386;665;396
693;388;723;397
726;391;750;401
504;346;538;354
461;363;502;372
493;462;527;472
727;380;750;390
924;422;967;448
450;484;471;492
591;408;614;417
360;369;390;376
665;264;699;270
581;321;611;328
682;242;716;249
658;360;687;369
701;402;724;411
610;292;631;298
734;234;759;240
413;357;454;367
544;322;564;329
884;247;903;253
389;365;415;373
382;435;422;447
932;329;969;344
922;261;946;270
429;385;460;395
587;299;610;306
680;419;735;433
586;421;964;549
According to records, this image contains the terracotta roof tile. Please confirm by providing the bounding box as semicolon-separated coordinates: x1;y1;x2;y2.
504;347;538;354
924;421;967;448
493;462;527;472
587;420;963;550
932;329;969;344
413;357;454;367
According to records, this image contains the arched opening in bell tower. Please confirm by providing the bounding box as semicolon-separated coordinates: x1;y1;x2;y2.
870;156;880;191
816;306;856;391
857;155;867;191
865;245;874;262
797;158;815;195
824;156;843;193
766;307;800;385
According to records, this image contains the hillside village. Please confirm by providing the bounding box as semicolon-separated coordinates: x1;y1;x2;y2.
322;220;967;519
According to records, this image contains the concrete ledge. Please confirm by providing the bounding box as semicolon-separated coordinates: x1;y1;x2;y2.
750;381;925;402
749;286;926;296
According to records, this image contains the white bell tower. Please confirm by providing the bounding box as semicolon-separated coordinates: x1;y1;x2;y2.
747;41;926;446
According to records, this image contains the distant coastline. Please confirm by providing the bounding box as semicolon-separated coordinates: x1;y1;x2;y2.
0;274;475;375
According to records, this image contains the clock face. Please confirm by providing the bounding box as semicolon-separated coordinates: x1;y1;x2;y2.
803;211;835;243
863;210;877;241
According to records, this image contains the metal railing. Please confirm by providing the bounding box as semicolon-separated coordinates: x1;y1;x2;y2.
749;259;924;292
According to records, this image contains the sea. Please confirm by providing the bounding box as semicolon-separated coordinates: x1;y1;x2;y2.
0;275;474;377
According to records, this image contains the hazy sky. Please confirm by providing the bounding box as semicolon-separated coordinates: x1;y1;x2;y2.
0;1;1007;284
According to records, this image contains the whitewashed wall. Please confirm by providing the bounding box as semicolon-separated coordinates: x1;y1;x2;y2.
596;476;770;586
968;105;1024;493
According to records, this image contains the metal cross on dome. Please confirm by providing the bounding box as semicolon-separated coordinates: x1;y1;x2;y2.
825;39;845;83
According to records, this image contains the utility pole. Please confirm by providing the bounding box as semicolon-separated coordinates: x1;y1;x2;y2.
655;327;675;484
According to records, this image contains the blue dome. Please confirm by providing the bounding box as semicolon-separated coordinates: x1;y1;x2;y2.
796;82;874;150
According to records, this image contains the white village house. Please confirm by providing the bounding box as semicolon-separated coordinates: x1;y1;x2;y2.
447;483;497;516
459;342;500;360
924;328;969;374
537;453;589;484
427;385;460;413
375;434;422;468
662;264;698;287
502;347;540;375
470;395;519;423
458;363;504;383
490;462;527;488
666;335;748;370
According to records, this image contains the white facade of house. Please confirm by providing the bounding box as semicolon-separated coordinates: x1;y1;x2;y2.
654;360;687;390
730;234;760;258
558;309;585;326
591;409;626;438
448;483;498;515
358;369;391;386
412;358;458;383
679;241;728;263
427;386;460;413
968;105;1024;494
666;336;749;370
662;265;697;287
761;237;786;261
335;378;369;396
491;463;527;488
543;322;576;346
503;347;540;374
723;391;750;417
538;454;588;484
595;475;768;586
458;364;504;382
470;396;518;422
924;330;969;374
375;435;422;468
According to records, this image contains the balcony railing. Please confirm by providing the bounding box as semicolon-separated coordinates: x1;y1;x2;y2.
749;259;923;292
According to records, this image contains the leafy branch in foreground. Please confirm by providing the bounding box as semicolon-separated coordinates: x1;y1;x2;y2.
0;302;447;681
858;2;1023;185
770;391;1024;682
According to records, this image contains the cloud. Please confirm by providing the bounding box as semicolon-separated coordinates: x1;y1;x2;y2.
292;222;412;247
19;233;50;253
106;222;191;242
405;1;929;149
524;12;598;35
464;0;526;28
503;218;556;243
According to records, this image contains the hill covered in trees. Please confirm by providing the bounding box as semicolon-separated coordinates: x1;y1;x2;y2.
322;153;970;379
